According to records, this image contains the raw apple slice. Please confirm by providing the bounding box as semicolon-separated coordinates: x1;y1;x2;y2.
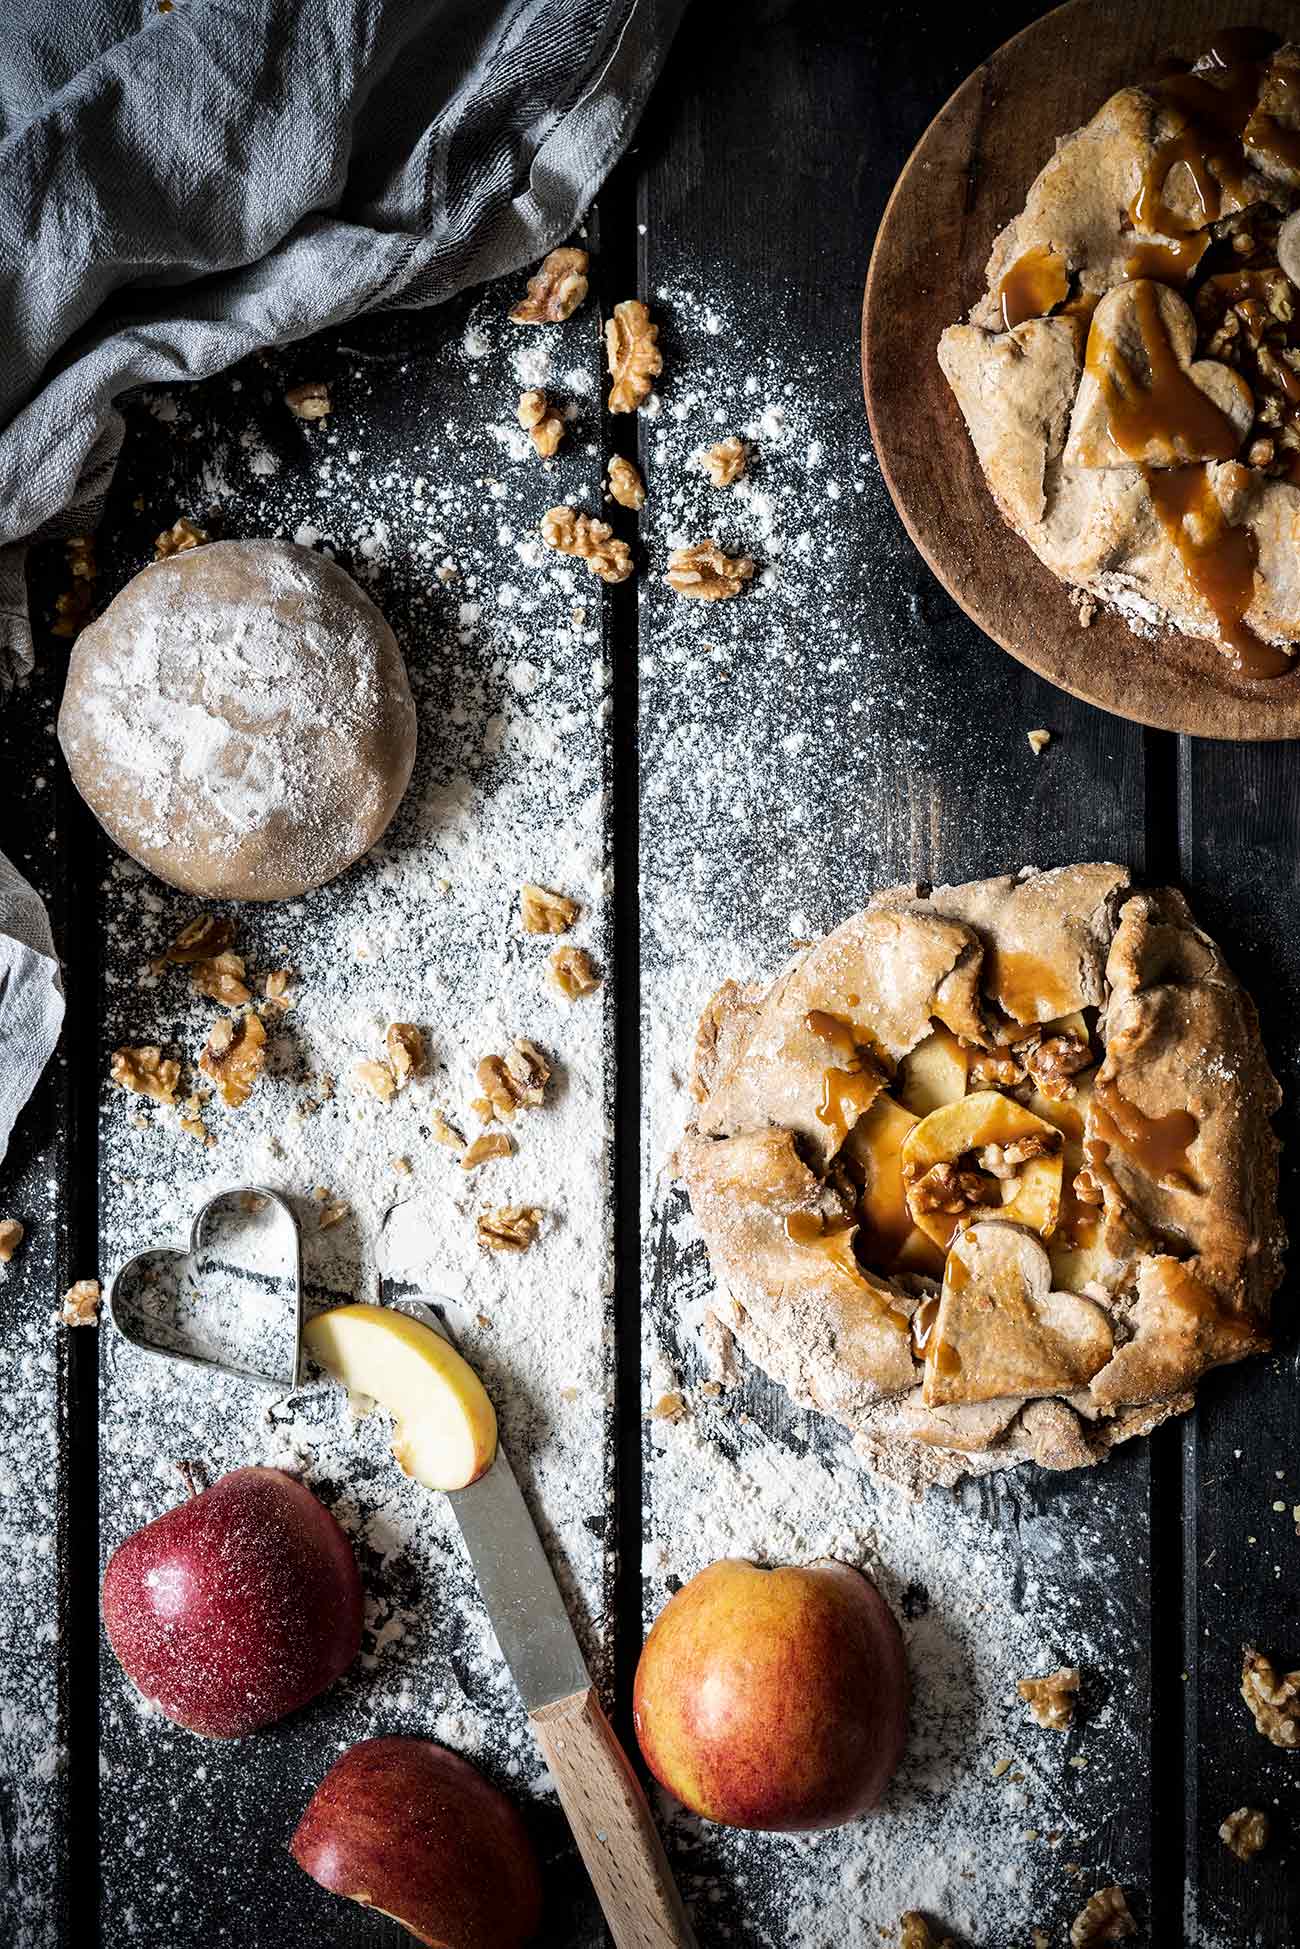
305;1304;497;1492
896;1025;969;1117
900;1090;1064;1248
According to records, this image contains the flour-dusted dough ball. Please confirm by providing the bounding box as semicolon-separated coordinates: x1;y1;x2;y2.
58;541;417;901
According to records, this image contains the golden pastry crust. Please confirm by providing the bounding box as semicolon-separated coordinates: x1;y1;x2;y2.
676;868;1283;1490
939;39;1300;676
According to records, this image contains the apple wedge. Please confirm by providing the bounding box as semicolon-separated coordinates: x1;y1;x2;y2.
304;1304;498;1492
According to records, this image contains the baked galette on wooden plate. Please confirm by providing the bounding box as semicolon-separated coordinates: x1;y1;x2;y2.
939;29;1300;680
677;866;1284;1490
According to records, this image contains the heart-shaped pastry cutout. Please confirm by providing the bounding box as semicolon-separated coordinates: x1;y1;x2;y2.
921;1220;1112;1408
1066;280;1254;469
107;1186;303;1389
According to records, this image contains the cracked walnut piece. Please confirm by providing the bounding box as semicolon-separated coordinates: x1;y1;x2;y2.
462;1130;513;1171
163;913;234;963
199;1012;266;1109
521;882;580;934
477;1204;541;1251
285;381;331;421
517;389;566;459
386;1022;425;1087
0;1219;24;1262
606;298;662;412
540;506;632;584
700;436;748;486
549;945;601;1000
190;951;251;1007
1220;1806;1270;1860
155;518;207;560
665;541;755;600
1017;1665;1080;1730
111;1045;181;1107
607;455;646;510
898;1916;955;1949
1241;1645;1300;1746
59;1279;101;1327
1069;1886;1137;1947
509;247;589;324
477;1039;551;1120
355;1058;398;1104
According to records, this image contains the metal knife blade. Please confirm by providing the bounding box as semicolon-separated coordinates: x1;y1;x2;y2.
395;1297;591;1712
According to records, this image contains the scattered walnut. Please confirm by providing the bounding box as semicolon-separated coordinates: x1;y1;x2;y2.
179;1092;213;1146
461;1130;514;1171
477;1039;551;1120
354;1059;397;1104
59;1279;101;1327
1021;1032;1092;1101
199;1012;266;1109
1241;1644;1300;1747
899;1916;955;1949
605;297;662;412
163;914;234;963
967;1047;1026;1090
1027;727;1051;755
540;506;633;584
431;1110;467;1152
521;882;580;934
111;1045;181;1107
154;517;207;559
648;1391;687;1423
477;1204;541;1251
979;1131;1062;1178
906;1160;1000;1216
700;436;748;486
0;1219;24;1263
392;1156;412;1175
317;1197;350;1231
1069;1886;1136;1947
664;540;755;601
285;381;331;421
386;1023;426;1088
1017;1666;1080;1731
607;455;646;510
51;535;98;638
509;247;589;324
517;388;566;458
189;951;251;1007
1220;1806;1270;1861
262;968;294;1008
548;944;602;1000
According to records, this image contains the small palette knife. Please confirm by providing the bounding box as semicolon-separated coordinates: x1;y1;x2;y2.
397;1298;698;1949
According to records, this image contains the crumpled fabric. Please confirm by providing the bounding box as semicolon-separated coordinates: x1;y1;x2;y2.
0;851;64;1166
0;0;685;672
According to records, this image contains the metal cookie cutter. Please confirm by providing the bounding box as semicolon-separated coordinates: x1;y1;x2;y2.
106;1185;304;1390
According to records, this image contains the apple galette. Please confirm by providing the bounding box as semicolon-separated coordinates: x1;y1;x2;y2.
676;866;1283;1489
938;30;1300;678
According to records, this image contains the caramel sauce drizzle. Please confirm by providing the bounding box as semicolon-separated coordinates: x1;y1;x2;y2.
1122;233;1208;286
784;1211;825;1244
1130;35;1277;244
985;947;1075;1025
1090;1074;1199;1190
910;1294;939;1356
999;245;1070;330
1087;282;1291;678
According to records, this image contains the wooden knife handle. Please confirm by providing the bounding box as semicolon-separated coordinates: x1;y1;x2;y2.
531;1685;698;1949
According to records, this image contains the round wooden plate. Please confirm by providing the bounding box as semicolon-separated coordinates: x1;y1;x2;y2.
862;0;1300;742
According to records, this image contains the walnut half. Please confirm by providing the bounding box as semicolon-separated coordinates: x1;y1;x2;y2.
1017;1665;1080;1730
477;1039;551;1120
517;389;566;459
700;436;748;486
477;1204;542;1251
1220;1805;1269;1860
510;247;589;324
190;951;251;1007
1241;1644;1300;1746
111;1045;181;1107
59;1279;101;1327
549;944;601;1000
1069;1886;1137;1947
606;298;662;413
199;1012;266;1109
541;507;632;585
665;541;755;601
607;455;646;510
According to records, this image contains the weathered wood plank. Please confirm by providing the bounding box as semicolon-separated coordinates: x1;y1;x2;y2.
635;5;1159;1943
1180;740;1300;1946
83;285;612;1944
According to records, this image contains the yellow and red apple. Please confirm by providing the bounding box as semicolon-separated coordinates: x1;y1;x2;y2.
633;1558;908;1830
291;1736;543;1947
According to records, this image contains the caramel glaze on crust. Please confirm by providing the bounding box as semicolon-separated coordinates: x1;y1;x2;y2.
675;868;1283;1492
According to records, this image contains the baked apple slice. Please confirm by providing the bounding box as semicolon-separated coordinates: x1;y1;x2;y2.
896;1025;969;1117
900;1090;1064;1249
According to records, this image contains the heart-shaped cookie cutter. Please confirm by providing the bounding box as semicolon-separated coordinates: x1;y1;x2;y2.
106;1185;304;1390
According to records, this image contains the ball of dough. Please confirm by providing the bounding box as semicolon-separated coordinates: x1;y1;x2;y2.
58;540;417;902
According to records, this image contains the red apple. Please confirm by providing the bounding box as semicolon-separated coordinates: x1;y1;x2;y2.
101;1465;363;1737
633;1557;908;1830
291;1737;543;1948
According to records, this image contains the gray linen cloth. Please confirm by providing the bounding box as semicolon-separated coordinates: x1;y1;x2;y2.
0;0;684;1159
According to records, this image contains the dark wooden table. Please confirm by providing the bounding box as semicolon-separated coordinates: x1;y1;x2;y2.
3;4;1297;1945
